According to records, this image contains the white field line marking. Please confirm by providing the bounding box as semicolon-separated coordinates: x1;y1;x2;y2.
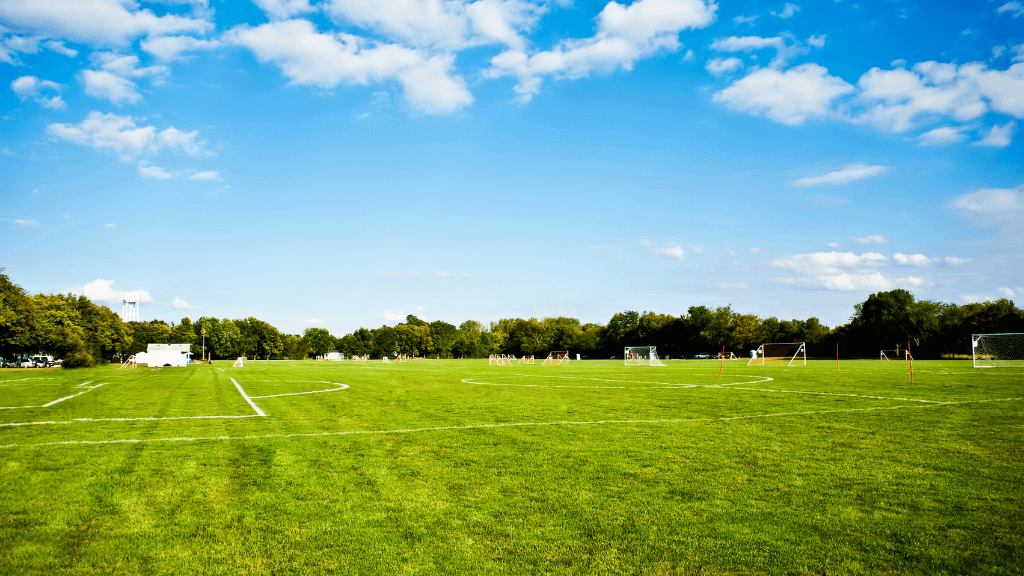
217;368;225;372
3;397;1020;450
462;374;774;388
0;382;105;410
249;382;349;399
0;415;262;427
725;386;944;404
231;378;266;417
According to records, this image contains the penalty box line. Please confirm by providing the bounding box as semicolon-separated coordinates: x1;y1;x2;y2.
0;382;106;410
4;397;1020;451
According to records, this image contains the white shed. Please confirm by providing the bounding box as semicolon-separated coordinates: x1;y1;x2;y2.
135;343;191;367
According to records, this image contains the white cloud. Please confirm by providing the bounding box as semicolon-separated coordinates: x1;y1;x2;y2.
323;0;545;51
10;75;65;109
918;125;968;146
140;35;221;61
687;243;704;254
81;69;142;105
705;56;743;75
827;242;840;248
792;163;888;186
894;276;933;289
708;33;819;68
996;1;1024;18
41;39;77;56
81;279;153;304
0;0;212;45
640;239;655;247
138;163;174;179
950;184;1024;225
945;256;968;265
854;234;887;244
255;0;317;21
717;281;747;289
189;171;221;180
171;297;193;309
104;223;116;228
998;287;1016;297
893;253;937;267
225;19;473;115
378;309;406;322
732;15;758;25
772;3;800;18
647;242;685;260
973;121;1016;147
770;251;894;291
302;317;325;323
748;247;761;255
806;34;825;48
48;111;210;161
12;219;39;227
726;249;735;257
993;46;1006;59
415;305;424;311
487;0;717;101
712;63;855;126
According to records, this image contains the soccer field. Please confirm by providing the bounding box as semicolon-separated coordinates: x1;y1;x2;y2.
1;360;1021;575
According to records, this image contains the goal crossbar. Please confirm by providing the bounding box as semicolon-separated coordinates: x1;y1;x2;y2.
542;351;569;366
972;333;1024;368
747;342;806;366
624;346;666;366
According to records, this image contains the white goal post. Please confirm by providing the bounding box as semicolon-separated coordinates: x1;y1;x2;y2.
542;351;569;366
518;355;535;365
972;333;1024;368
880;349;908;361
747;342;806;366
624;346;666;366
489;354;515;366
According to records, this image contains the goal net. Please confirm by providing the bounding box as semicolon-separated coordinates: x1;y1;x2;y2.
972;333;1024;368
747;342;805;366
489;354;515;366
624;346;666;366
233;356;244;367
518;355;535;364
880;349;907;361
542;351;569;366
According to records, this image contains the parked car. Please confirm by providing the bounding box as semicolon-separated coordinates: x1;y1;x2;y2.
693;353;710;359
30;355;54;367
20;359;35;368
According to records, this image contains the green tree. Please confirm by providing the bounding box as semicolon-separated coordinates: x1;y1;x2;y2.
0;270;38;360
304;327;334;357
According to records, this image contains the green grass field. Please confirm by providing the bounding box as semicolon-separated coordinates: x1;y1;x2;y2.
1;359;1021;575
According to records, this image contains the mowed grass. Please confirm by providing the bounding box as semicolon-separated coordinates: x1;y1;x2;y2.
0;359;1021;575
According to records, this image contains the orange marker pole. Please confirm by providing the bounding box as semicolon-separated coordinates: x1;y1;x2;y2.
718;345;724;377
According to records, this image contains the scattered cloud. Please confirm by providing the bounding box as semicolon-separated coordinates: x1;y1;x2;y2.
855;234;887;244
302;317;324;324
893;253;937;266
770;250;893;290
79;279;153;304
772;3;800;18
486;0;717;102
640;239;655;247
378;309;406;322
712;63;854;126
104;223;116;228
945;256;968;265
687;243;704;254
918;125;968;146
950;184;1024;226
171;297;193;309
792;163;888;187
0;0;213;45
827;242;840;248
10;75;65;109
973;121;1016;147
82;69;142;105
998;287;1016;297
41;40;77;57
645;242;685;260
48;111;211;162
138;162;174;179
717;281;747;289
140;35;222;61
732;15;758;26
189;171;221;181
225;19;474;115
10;218;39;227
726;249;736;257
705;56;743;75
996;1;1024;18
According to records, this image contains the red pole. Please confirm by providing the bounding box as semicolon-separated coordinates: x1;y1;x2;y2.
718;345;724;377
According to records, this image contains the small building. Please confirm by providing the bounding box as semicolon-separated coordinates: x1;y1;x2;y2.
135;343;191;367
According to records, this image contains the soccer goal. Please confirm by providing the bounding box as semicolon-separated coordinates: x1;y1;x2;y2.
120;355;137;368
747;342;805;366
880;349;907;361
972;333;1024;368
518;355;535;365
542;351;569;366
624;346;666;366
716;351;737;360
489;354;515;366
233;356;244;367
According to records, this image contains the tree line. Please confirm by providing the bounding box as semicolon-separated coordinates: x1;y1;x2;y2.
2;269;1022;367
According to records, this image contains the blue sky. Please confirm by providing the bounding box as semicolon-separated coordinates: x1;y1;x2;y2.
2;0;1022;334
